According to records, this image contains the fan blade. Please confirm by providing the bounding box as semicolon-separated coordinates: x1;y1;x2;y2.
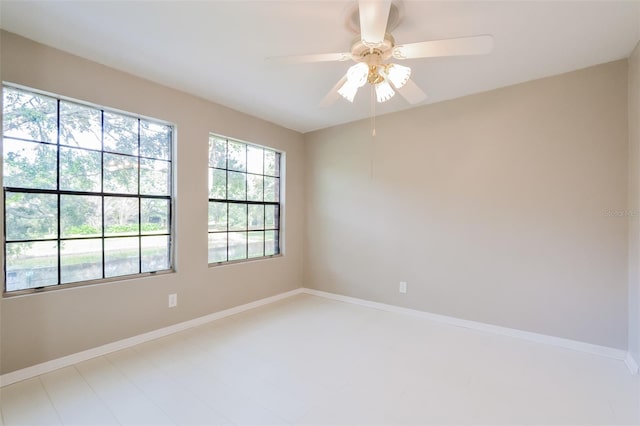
359;0;391;47
320;74;348;107
267;52;352;64
393;35;494;60
397;78;427;104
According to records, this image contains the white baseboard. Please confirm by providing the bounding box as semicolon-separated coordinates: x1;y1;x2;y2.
625;352;639;375
0;288;304;387
302;288;629;364
2;286;635;387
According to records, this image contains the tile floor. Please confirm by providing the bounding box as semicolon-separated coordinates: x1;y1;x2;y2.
1;293;638;425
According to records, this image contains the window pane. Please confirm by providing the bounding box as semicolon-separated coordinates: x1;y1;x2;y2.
6;192;58;241
207;135;279;265
141;235;170;272
228;232;247;261
247;146;263;174
140;158;170;195
104;153;138;194
248;205;264;230
104;112;138;155
60;101;101;150
265;230;279;256
248;231;264;258
209;137;226;168
3;139;57;189
105;237;139;278
3;87;57;143
208;202;227;232
208;233;227;263
142;198;169;235
229;203;247;231
228;171;246;200
247;174;263;202
265;205;278;229
61;195;101;238
264;150;280;177
60;146;101;192
3;86;172;291
104;197;138;236
61;239;102;284
140;121;171;160
227;141;246;172
264;176;279;202
209;168;226;199
6;241;58;291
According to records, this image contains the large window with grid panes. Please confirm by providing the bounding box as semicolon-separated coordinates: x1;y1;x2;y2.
208;135;281;264
2;84;173;294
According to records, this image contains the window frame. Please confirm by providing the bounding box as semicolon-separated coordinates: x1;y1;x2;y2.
207;133;282;266
2;83;176;296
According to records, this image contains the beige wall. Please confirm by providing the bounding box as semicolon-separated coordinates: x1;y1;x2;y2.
0;31;305;374
305;60;629;349
629;41;640;363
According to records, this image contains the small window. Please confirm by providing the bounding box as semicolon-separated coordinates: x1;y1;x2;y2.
208;135;281;264
2;85;174;294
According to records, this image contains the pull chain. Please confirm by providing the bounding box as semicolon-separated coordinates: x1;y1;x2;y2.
370;85;376;180
371;85;376;137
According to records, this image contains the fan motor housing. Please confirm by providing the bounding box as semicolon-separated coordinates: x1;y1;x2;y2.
351;34;395;65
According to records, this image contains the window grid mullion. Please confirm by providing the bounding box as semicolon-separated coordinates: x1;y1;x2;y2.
2;190;6;286
100;110;106;280
245;145;248;260
137;118;142;274
226;139;229;262
56;99;62;286
263;149;266;256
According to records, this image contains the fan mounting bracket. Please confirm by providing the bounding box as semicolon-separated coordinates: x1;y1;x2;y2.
344;1;403;35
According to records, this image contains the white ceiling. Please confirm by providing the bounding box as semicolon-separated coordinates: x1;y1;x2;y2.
1;1;639;133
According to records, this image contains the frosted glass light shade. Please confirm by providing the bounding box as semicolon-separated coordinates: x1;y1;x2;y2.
375;80;395;103
386;64;411;89
338;81;359;102
338;63;369;103
346;62;369;87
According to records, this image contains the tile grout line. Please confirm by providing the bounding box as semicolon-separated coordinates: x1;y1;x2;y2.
36;376;65;426
73;360;123;426
100;353;179;425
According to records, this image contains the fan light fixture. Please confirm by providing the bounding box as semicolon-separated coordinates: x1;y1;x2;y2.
375;80;395;103
338;62;411;104
385;64;411;89
269;1;495;110
337;63;369;102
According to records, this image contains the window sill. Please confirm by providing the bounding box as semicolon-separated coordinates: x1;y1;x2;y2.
3;269;175;298
208;254;283;268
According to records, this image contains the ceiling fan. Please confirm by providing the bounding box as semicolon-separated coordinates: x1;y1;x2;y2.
270;1;494;107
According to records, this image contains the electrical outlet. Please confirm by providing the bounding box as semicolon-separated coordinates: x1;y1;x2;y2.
399;281;408;294
168;293;177;308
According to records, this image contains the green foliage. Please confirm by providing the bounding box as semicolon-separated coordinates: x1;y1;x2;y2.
64;225;101;236
63;223;165;235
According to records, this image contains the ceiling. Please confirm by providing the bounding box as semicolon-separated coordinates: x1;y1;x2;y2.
1;1;639;134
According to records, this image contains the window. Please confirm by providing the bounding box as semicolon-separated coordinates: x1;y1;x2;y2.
208;135;281;263
2;85;173;294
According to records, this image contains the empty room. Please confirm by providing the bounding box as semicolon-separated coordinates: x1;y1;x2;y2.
0;0;639;424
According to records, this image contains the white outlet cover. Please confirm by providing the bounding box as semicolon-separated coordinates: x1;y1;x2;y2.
399;282;408;294
168;293;177;308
